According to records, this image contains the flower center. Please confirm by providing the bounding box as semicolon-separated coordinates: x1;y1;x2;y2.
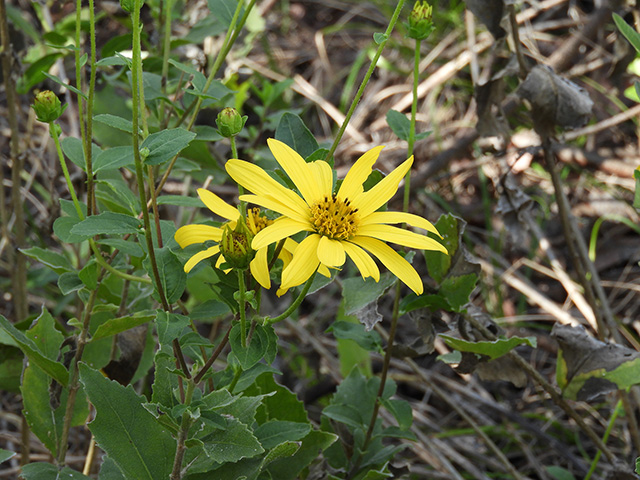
246;207;272;234
310;195;359;240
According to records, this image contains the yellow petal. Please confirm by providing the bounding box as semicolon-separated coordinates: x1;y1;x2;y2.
250;247;271;289
267;138;322;206
337;146;384;201
354;157;413;218
307;160;334;197
175;224;223;248
357;224;448;253
281;234;321;291
343;241;380;282
317;236;346;267
360;211;442;237
318;264;332;277
226;159;309;213
197;188;239;221
240;194;310;225
184;245;219;273
252;218;313;250
351;236;423;294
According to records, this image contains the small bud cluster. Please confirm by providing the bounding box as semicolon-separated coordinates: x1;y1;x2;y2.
406;1;434;41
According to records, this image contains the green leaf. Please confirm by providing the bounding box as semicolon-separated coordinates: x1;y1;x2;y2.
399;293;451;315
94;146;135;172
636;457;640;475
143;247;186;304
613;13;640;54
92;312;155;341
245;374;308;423
262;441;301;466
79;364;176;480
21;463;92;479
199;416;264;463
275;113;319;160
373;32;388;45
254;420;311;449
70;212;141;237
0;448;15;463
265;431;337;480
156;195;205;208
53;200;88;244
381;398;412;430
58;272;83;295
97;238;144;257
546;465;577;480
386;109;410;141
207;0;244;27
342;274;396;316
17;53;61;94
424;214;458;283
42;72;87;99
151;345;180;410
20;246;72;274
440;334;536;360
229;323;275;370
79;259;98;290
98;456;128;480
0;314;68;386
155;311;191;346
439;274;478;312
94;114;135;134
323;404;364;429
61;136;87;170
327;321;382;352
141;128;197;166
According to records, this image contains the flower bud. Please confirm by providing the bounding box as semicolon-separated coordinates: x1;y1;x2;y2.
216;107;246;138
120;0;135;13
219;217;255;270
406;1;434;41
32;90;66;123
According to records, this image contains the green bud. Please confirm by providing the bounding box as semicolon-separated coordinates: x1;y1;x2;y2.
139;147;150;160
32;90;66;123
120;0;134;13
219;217;255;270
406;1;434;41
216;107;246;138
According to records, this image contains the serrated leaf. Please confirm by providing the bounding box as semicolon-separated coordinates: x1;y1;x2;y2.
0;314;68;386
440;334;536;360
155;311;191;346
20;246;72;274
92;312;155;341
264;431;337;480
141;128;197;166
381;398;412;430
229;323;272;370
438;274;478;311
58;272;83;295
275;113;318;160
199;416;264;463
207;0;244;27
70;212;142;237
79;364;176;479
262;441;301;466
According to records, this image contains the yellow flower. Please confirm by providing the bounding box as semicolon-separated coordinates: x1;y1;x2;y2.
225;139;448;294
174;188;276;288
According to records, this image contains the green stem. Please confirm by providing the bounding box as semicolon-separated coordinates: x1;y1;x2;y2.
267;271;317;324
228;365;242;393
89;239;152;284
160;0;174;124
324;0;406;163
403;37;421;213
85;0;97;215
170;378;195;480
584;399;622;480
131;0;170;312
230;135;246;216
50;122;84;220
238;271;247;348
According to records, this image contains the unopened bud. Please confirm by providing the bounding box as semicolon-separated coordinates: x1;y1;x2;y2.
219;217;255;270
216;107;246;138
406;1;434;41
32;90;66;123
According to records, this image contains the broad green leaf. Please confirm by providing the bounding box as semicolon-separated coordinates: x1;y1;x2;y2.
380;398;412;430
0;345;22;392
399;293;451;315
275;113;319;160
439;273;478;311
265;430;337;480
97;238;144;257
70;212;142;237
546;465;577;480
244;374;308;423
199;416;264;463
0;448;15;463
342;274;395;316
229;323;276;370
79;259;98;290
20;247;72;274
155;311;191;346
254;420;311;449
207;0;244;27
58;272;83;295
0;314;68;386
613;13;640;54
53;200;88;244
328;320;382;352
94;114;135;134
323;404;364;429
79;364;176;480
151;345;180;410
262;441;302;466
141;128;197;166
20;462;92;479
156;195;205;208
94;146;134;172
60;137;102;172
92;311;155;341
98;456;128;480
373;32;388;45
440;334;536;360
424;214;458;283
143;247;186;304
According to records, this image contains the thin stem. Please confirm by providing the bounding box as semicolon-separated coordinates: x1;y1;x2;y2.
228;365;242;393
238;271;247;348
170;378;195;480
267;271;318;324
85;0;97;215
230;135;245;215
193;324;232;384
50;122;84;220
584;399;622;480
160;0;174;124
147;165;164;248
404;37;421;213
89;239;152;284
324;0;406;163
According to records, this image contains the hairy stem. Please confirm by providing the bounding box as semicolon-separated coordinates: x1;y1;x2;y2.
267;271;317;324
170;378;195;480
